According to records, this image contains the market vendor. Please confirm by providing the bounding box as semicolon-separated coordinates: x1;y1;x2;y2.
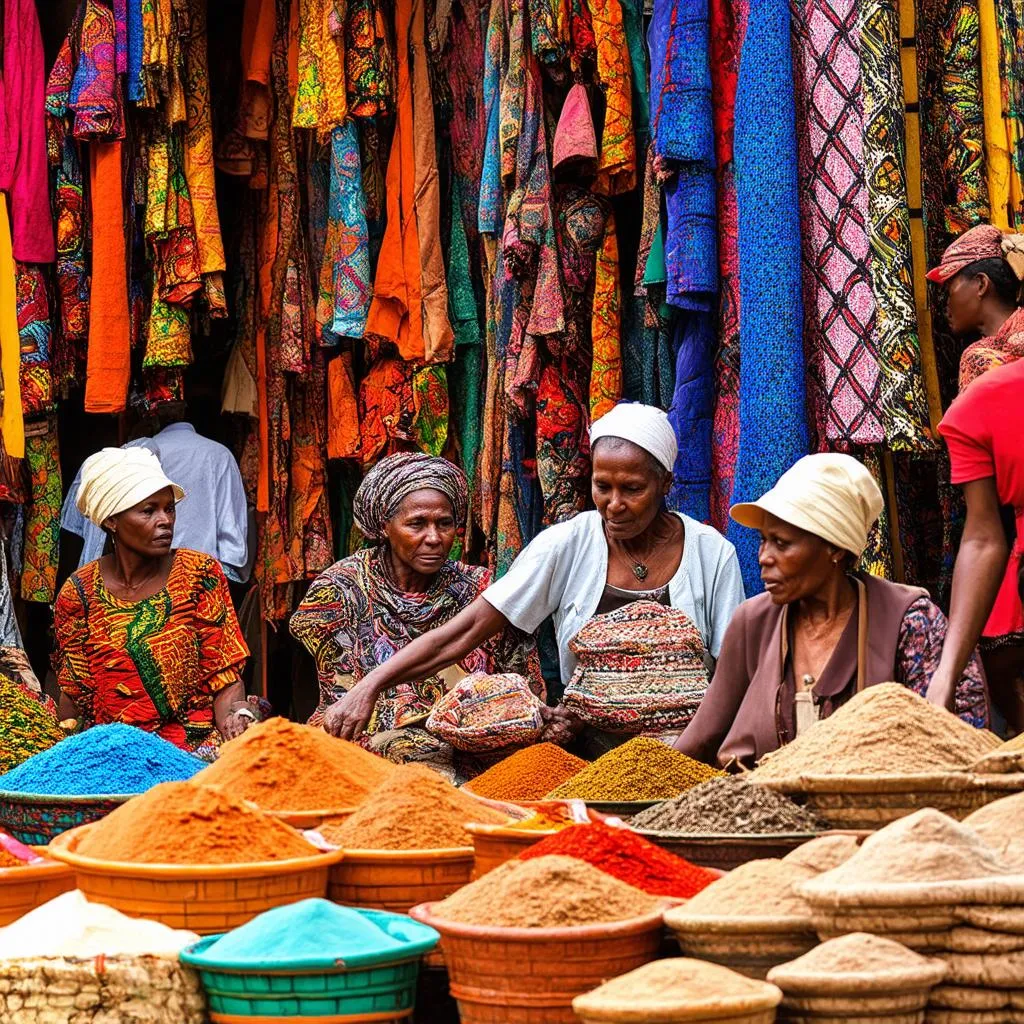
290;452;544;773
319;403;745;743
674;453;990;769
53;447;262;759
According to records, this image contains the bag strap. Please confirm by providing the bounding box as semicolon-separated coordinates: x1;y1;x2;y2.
855;576;868;694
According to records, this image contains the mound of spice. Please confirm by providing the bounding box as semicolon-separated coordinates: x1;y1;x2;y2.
750;684;998;782
631;775;824;834
195;717;394;811
510;810;572;831
72;781;320;864
783;834;861;873
431;854;661;927
466;743;588;801
319;765;507;850
519;822;716;898
0;723;203;795
546;737;722;801
678;859;818;919
0;848;25;868
0;677;62;774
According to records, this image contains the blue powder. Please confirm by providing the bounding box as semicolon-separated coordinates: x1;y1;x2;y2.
0;724;204;796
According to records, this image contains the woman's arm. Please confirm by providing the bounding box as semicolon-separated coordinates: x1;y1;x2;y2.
323;597;509;740
213;679;251;740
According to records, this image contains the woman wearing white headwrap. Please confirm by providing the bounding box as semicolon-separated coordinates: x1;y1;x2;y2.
323;403;746;745
675;453;990;769
52;447;260;758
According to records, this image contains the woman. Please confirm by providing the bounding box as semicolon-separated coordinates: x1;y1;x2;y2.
290;453;543;773
320;403;746;742
53;447;258;758
675;453;990;769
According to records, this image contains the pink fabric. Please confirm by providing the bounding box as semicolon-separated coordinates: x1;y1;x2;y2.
0;0;55;262
553;83;597;168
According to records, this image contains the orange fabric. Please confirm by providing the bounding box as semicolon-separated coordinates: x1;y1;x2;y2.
256;181;277;514
327;351;360;459
590;209;623;418
84;142;130;414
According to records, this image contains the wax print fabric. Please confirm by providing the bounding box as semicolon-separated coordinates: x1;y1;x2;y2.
21;426;61;604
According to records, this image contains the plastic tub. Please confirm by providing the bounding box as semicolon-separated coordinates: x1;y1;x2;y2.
0;857;76;926
410;901;668;1024
465;823;557;879
47;824;344;934
0;790;133;845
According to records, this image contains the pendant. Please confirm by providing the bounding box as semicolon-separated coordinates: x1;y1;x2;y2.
632;562;649;582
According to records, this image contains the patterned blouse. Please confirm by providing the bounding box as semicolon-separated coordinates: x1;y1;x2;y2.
53;550;249;753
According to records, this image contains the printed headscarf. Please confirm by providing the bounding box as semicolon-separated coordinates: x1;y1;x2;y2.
354;452;469;541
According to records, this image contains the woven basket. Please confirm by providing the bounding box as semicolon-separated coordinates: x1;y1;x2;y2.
47;824;342;934
576;1011;779;1024
780;989;932;1015
466;823;557;879
633;830;821;872
0;857;75;926
668;929;818;981
410;901;667;1024
0;790;133;845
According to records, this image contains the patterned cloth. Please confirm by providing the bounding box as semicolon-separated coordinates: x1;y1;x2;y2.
289;548;541;729
20;425;62;604
344;0;393;118
590;211;623;419
591;0;636;195
69;0;125;141
995;0;1024;226
53;550;249;753
959;303;1024;388
668;312;714;522
16;264;53;418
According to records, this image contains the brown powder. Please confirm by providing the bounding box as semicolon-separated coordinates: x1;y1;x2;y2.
681;859;817;917
751;684;999;781
576;958;780;1004
74;781;320;864
777;932;938;974
783;834;861;873
195;717;394;811
431;854;660;927
320;764;507;850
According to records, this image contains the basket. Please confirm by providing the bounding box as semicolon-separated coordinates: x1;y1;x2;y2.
632;830;821;872
410;900;668;1024
667;928;818;981
0;790;133;845
180;908;439;1023
0;857;76;925
583;800;661;818
465;823;558;879
46;824;343;934
576;1010;778;1024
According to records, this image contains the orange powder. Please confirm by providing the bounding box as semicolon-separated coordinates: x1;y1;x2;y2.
194;717;395;811
0;848;26;868
467;743;589;801
73;781;320;864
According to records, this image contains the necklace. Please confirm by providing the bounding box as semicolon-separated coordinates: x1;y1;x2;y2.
610;516;677;582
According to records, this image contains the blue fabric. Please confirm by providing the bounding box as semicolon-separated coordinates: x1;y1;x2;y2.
668;312;713;523
127;0;144;102
726;0;810;595
664;166;716;310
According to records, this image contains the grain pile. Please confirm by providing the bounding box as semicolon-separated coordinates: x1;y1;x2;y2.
465;743;588;801
631;775;824;834
573;958;783;1024
964;792;1024;868
782;834;861;873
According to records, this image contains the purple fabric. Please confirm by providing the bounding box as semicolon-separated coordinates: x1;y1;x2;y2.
668;311;713;522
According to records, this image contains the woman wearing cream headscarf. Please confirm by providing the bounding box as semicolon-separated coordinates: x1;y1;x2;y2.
675;454;990;769
53;447;259;758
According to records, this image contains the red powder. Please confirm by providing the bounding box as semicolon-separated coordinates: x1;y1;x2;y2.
518;822;717;899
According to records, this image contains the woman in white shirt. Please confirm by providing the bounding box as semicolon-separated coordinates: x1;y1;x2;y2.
322;403;746;742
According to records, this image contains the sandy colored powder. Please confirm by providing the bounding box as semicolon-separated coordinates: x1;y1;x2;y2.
776;932;939;975
751;684;998;781
466;743;588;801
73;781;320;864
195;717;394;811
783;834;861;873
432;854;660;927
319;765;507;849
577;957;779;1003
682;859;817;917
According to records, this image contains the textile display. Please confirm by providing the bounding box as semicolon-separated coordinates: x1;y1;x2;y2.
21;425;62;604
0;198;24;458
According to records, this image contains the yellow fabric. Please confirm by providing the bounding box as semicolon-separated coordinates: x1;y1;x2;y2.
981;0;1013;228
0;197;24;459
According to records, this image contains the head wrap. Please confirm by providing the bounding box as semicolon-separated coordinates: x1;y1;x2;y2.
730;453;883;557
76;447;185;528
926;224;1024;284
590;403;678;473
354;452;469;541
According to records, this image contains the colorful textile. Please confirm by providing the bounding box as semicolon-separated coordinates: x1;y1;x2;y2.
345;0;394;117
727;0;809;594
290;548;540;728
53;550;249;753
411;366;449;456
590;211;623;419
537;355;591;525
668;312;714;522
426;671;543;752
591;0;637;195
16;263;52;417
959;304;1024;388
69;0;125;141
293;0;347;134
0;197;23;458
995;0;1024;226
21;425;61;604
980;0;1019;227
357;357;414;467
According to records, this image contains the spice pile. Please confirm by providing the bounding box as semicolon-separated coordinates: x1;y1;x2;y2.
510;809;572;831
751;684;999;782
518;822;716;899
195;717;394;811
0;848;24;868
0;723;203;795
431;854;661;927
0;677;62;774
964;791;1024;867
319;765;507;850
71;781;320;864
466;743;588;801
631;775;824;834
782;834;861;873
546;737;722;801
677;859;818;921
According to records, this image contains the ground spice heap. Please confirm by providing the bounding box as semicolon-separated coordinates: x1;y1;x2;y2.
510;810;571;831
73;781;320;864
631;776;825;834
681;859;818;918
519;822;717;898
466;743;588;801
0;848;25;868
432;854;661;927
750;684;999;782
783;834;861;873
195;717;394;811
546;737;722;801
319;765;507;850
0;677;62;774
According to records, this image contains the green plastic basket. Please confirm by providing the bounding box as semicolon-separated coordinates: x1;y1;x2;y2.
0;790;133;845
180;908;440;1022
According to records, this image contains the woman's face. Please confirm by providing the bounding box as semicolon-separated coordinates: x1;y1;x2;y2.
757;511;842;605
107;487;176;558
946;271;984;337
592;440;671;542
383;489;457;576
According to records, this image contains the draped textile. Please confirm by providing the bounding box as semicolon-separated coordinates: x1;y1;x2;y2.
70;0;125;141
0;198;23;457
293;0;347;134
16;264;52;418
668;312;714;522
590;211;623;419
345;0;393;117
591;0;636;195
980;0;1020;227
995;0;1024;226
21;424;61;604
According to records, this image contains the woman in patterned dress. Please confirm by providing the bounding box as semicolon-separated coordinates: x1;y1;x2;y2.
53;447;257;758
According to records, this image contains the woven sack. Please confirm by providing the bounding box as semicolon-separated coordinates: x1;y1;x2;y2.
931;986;1024;1011
425;672;543;752
926;1008;1024;1024
563;601;710;733
936;949;1024;989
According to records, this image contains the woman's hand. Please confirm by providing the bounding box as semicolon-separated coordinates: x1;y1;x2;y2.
538;703;583;746
221;705;257;740
323;680;380;741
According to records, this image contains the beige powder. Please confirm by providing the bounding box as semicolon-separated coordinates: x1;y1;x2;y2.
682;858;817;917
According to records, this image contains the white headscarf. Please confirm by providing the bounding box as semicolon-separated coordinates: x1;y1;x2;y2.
589;403;678;473
76;447;185;528
730;453;884;557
